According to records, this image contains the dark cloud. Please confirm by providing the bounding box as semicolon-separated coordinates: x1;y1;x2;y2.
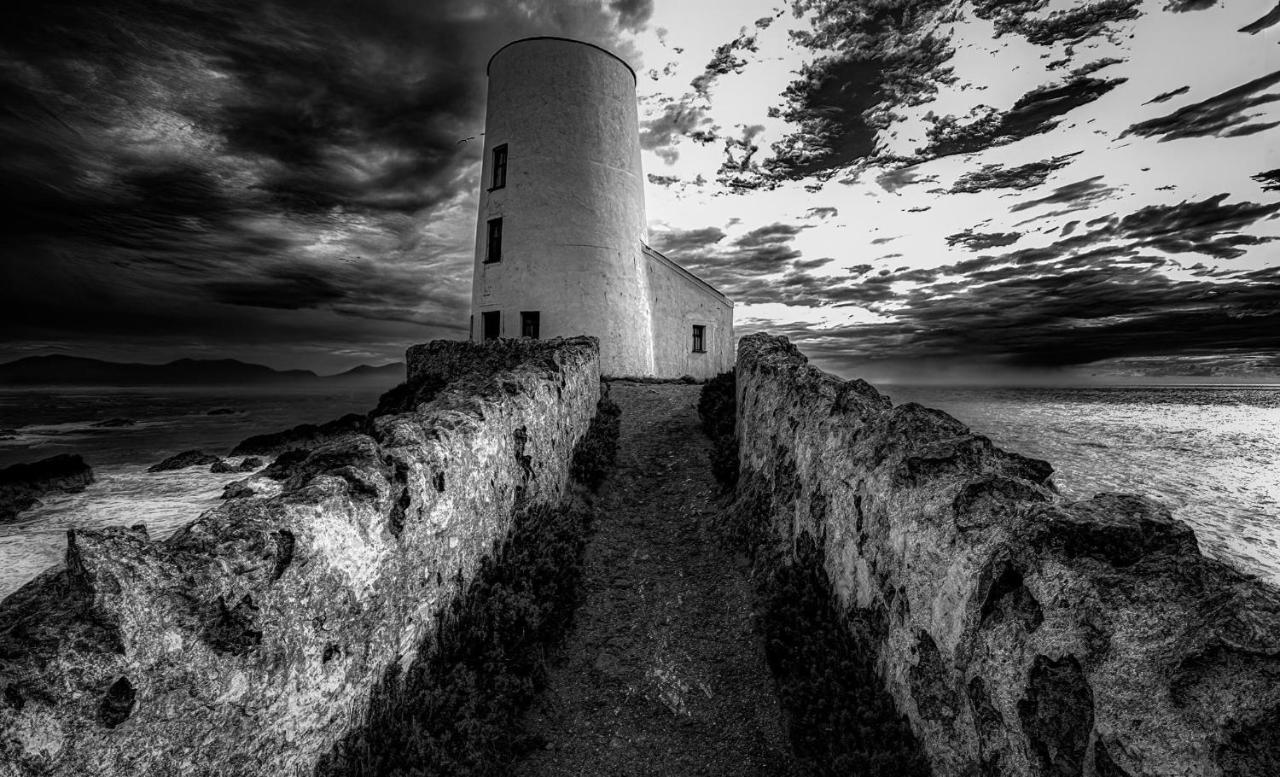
639;97;712;163
973;0;1142;45
763;0;956;180
609;0;654;31
1016;0;1142;46
761;191;1280;373
651;222;838;305
0;0;640;367
1124;71;1280;141
1165;0;1219;11
1009;176;1120;215
1117;194;1280;258
876;166;939;193
949;153;1079;194
717;124;772;190
1240;2;1280;34
789;261;1280;373
639;24;765;167
1145;85;1190;105
739;0;1137;186
1254;170;1280;191
691;28;758;97
923;75;1127;158
946;230;1023;250
733;223;806;248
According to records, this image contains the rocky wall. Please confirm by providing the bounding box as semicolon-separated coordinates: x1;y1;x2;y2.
0;337;602;777
735;333;1280;777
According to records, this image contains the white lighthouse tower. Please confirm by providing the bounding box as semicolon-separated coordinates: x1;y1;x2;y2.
470;37;733;379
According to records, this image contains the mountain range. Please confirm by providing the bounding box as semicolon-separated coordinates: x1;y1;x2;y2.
0;355;405;386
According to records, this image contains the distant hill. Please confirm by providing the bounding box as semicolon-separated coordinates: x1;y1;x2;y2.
0;355;405;386
328;363;406;382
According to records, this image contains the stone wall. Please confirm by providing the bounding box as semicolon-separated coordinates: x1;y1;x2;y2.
735;333;1280;777
0;337;602;777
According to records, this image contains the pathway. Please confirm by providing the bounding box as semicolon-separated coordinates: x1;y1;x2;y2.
515;382;800;777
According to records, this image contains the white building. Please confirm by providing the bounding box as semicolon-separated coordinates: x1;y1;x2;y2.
469;36;734;379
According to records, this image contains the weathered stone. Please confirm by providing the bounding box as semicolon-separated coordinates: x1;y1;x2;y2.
229;413;367;457
0;336;601;777
147;449;220;472
221;482;254;500
735;332;1280;777
0;454;94;522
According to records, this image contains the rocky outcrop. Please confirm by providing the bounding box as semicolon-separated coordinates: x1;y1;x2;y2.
230;413;367;457
0;455;95;522
147;449;221;472
210;458;263;474
0;337;602;777
734;333;1280;777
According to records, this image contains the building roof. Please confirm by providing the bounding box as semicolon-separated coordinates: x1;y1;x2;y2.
486;36;637;84
641;244;733;306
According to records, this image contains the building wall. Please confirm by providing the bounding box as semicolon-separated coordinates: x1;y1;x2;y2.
471;37;655;377
644;246;734;379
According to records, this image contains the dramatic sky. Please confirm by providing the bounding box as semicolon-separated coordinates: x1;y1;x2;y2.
1;0;1277;380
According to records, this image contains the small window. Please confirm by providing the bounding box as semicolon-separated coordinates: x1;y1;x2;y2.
485;218;502;263
491;144;507;190
692;325;706;353
482;311;500;341
521;311;540;339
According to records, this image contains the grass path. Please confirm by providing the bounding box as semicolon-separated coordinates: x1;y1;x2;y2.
514;381;800;776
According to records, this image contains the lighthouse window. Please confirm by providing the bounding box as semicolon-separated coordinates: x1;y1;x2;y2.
482;311;500;340
692;325;706;353
485;218;503;263
521;311;540;339
491;144;508;190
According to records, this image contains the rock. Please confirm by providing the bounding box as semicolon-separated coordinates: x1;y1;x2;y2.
734;332;1280;777
220;482;255;500
213;457;266;474
0;337;602;777
230;413;367;456
0;454;94;522
261;448;311;481
90;417;136;428
147;449;221;472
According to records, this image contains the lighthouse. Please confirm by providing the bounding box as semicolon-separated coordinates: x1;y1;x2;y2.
470;36;734;379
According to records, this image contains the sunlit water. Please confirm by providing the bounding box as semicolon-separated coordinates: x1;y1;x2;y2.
0;386;387;599
882;385;1280;586
1;384;1277;599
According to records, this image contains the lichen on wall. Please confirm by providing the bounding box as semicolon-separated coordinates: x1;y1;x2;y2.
0;337;602;777
734;332;1280;777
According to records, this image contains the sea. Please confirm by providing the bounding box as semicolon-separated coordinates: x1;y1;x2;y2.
0;386;388;599
0;383;1277;599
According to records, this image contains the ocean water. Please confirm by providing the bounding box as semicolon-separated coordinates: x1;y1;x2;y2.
0;384;1277;599
0;386;388;598
881;384;1280;586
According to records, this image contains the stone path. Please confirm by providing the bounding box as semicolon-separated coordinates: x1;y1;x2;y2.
515;382;801;777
